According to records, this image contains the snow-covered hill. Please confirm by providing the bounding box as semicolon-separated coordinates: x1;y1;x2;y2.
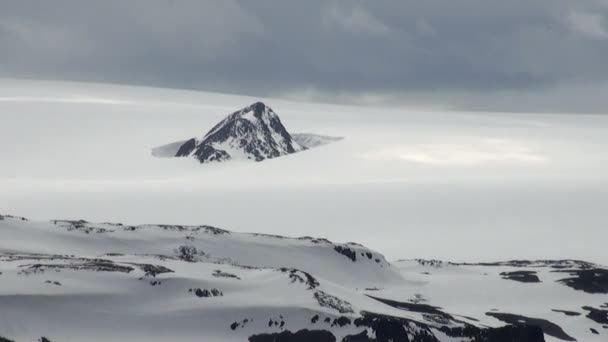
1;214;606;342
159;102;319;163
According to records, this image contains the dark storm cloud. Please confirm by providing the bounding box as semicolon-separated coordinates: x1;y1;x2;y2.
1;0;608;112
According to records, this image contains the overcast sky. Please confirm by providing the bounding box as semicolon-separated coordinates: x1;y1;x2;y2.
1;0;608;113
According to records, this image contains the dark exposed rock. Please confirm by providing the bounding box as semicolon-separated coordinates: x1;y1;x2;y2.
0;336;14;342
175;138;197;157
39;338;51;342
176;102;305;164
334;246;357;262
230;318;250;331
555;268;608;294
311;315;319;323
52;219;112;234
191;288;223;298
456;260;595;269
279;268;319;290
486;312;576;341
552;309;581;317
500;271;541;283
193;145;231;162
590;328;599;334
315;291;354;314
472;325;545;342
353;314;410;342
175;245;202;262
331;317;352;327
366;295;455;323
19;260;135;275
342;330;371;342
127;263;174;277
413;259;450;267
213;269;240;280
352;311;546;342
582;306;608;324
249;329;336;342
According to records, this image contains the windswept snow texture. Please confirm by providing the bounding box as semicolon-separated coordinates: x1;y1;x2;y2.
291;133;343;149
171;102;307;163
1;215;607;341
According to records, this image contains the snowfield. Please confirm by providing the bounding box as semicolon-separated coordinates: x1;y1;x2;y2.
0;215;606;341
1;79;608;340
1;79;607;265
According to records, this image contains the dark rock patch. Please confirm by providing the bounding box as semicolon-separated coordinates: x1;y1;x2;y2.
0;336;14;342
472;324;545;342
39;338;51;342
456;314;480;322
582;306;608;324
19;260;135;275
555;268;608;294
353;313;420;342
590;328;599;334
189;288;223;298
175;245;203;262
128;263;174;277
52;219;112;234
213;269;240;280
331;317;351;327
280;268;319;290
175;138;197;157
314;291;354;314
486;312;576;341
500;271;541;283
44;280;61;286
414;259;450;267
249;329;336;342
342;330;371;342
311;315;319;324
457;260;594;269
231;318;250;330
552;309;581;317
334;246;357;262
366;295;455;322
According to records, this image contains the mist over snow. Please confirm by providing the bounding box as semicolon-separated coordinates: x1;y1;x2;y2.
1;79;608;264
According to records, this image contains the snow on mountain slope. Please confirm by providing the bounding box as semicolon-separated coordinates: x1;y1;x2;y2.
291;133;344;148
1;214;606;342
167;102;309;163
151;139;187;158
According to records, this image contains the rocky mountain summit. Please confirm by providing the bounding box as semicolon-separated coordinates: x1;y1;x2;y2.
152;102;341;163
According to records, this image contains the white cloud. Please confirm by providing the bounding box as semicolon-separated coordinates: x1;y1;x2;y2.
324;5;390;35
567;11;608;39
362;139;546;166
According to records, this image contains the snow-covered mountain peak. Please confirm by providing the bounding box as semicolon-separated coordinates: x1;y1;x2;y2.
153;102;342;163
172;102;306;163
